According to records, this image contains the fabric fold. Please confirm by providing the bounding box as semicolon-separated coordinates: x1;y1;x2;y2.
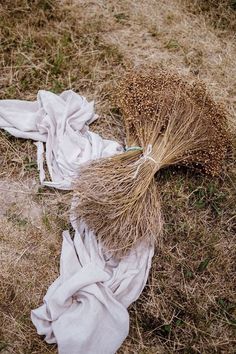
0;90;122;189
0;90;154;354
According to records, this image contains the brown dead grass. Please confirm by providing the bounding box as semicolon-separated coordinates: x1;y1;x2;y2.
185;0;236;34
0;0;235;353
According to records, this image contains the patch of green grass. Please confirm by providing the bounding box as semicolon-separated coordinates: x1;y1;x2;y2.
23;157;38;171
6;212;28;227
197;257;211;272
50;50;64;76
217;298;236;326
184;267;194;279
114;12;129;22
165;38;180;51
0;342;9;351
51;79;65;93
42;213;51;231
187;180;227;215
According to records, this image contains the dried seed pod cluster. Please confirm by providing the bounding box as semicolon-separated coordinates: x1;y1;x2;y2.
119;71;230;175
73;70;230;257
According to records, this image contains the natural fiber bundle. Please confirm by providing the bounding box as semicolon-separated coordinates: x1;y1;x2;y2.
73;70;230;256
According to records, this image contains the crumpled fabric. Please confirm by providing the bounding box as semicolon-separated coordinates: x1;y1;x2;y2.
31;223;154;354
0;90;121;189
0;90;154;354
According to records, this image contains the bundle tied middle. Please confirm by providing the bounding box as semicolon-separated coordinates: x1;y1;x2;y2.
73;70;230;257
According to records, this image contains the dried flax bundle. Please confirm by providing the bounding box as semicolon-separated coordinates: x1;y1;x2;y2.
74;70;230;257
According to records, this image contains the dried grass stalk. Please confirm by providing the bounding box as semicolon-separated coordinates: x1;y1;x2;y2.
73;70;230;257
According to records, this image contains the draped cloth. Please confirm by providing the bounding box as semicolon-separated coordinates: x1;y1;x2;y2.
0;90;154;354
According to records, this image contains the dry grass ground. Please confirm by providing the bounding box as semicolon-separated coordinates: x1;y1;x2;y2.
0;0;235;353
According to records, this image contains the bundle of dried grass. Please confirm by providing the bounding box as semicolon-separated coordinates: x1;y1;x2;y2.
73;70;230;257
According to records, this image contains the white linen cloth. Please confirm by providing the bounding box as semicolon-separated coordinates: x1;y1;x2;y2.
0;90;121;189
0;90;154;354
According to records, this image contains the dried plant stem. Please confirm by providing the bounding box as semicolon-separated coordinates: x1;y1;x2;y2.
74;70;230;257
